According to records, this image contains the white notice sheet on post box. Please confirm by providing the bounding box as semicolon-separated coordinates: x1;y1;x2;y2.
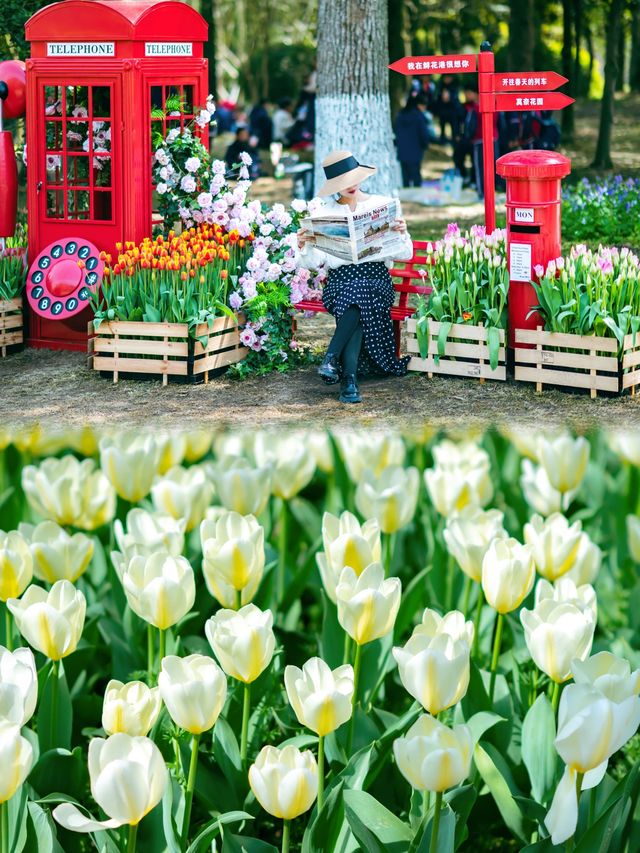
510;242;532;282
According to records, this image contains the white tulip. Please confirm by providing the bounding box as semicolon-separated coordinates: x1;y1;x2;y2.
564;532;602;585
205;604;275;683
520;459;566;517
316;511;381;604
102;680;162;737
608;432;640;466
285;657;354;736
571;652;640;703
393;714;473;792
151;465;214;531
200;511;265;605
481;537;535;614
113;508;186;560
249;745;318;820
336;563;401;645
159;654;227;734
0;646;37;726
355;465;420;534
7;580;86;660
211;457;273;516
19;521;93;584
443;507;507;582
252;434;316;500
0;720;34;803
536;434;590;494
524;513;583;581
335;432;406;481
119;552;195;630
99;434;162;502
0;530;33;602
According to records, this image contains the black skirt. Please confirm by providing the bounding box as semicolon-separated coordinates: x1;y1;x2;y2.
323;261;410;376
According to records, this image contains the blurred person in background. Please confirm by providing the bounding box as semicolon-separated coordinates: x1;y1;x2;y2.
225;124;260;179
453;82;498;198
394;93;430;187
273;98;295;144
249;98;273;150
435;74;462;144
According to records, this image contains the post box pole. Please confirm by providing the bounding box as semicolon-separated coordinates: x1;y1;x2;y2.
478;42;496;234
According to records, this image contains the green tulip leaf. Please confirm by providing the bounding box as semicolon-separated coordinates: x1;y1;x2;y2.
409;804;455;853
445;785;477;850
186;812;254;853
464;711;505;745
8;783;29;853
28;748;87;800
474;743;528;842
343;789;413;852
521;695;558;803
36;662;73;754
24;801;65;853
221;833;278;853
302;781;350;853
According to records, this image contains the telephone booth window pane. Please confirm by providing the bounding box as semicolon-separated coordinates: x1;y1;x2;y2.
92;86;111;118
66;86;89;118
92;121;111;154
93;192;112;220
45;154;63;185
46;190;64;218
66;121;89;151
44;87;63;117
45;121;63;151
67;190;91;219
67;155;90;187
94;156;111;187
183;86;194;115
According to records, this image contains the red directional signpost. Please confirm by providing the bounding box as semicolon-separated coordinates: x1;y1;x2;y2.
389;44;575;233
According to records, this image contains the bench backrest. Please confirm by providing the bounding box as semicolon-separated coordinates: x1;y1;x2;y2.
390;240;433;311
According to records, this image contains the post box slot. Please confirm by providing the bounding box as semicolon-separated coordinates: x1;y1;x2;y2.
510;224;541;234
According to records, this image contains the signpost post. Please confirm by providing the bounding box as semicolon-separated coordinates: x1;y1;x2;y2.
389;44;575;232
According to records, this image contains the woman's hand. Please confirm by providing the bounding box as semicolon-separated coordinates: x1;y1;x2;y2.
392;218;408;234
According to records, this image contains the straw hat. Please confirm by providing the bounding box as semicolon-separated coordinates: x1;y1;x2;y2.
316;150;377;196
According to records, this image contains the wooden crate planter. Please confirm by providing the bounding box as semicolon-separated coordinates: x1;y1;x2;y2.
514;326;640;398
405;318;506;382
88;314;247;385
0;298;24;357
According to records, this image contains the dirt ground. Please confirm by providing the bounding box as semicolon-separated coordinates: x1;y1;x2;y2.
4;95;640;432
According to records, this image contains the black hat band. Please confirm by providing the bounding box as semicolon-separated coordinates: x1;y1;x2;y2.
323;155;370;180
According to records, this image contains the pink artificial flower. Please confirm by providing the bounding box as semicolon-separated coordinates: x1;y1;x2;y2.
240;328;257;347
533;264;545;278
229;292;243;310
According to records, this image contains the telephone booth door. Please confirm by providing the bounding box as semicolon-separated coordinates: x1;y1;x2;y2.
32;77;123;346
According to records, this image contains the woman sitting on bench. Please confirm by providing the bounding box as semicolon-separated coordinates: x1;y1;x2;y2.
296;149;413;405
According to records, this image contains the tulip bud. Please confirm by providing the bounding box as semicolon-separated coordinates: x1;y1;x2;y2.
102;680;162;736
99;434;162;502
536;434;590;494
355;465;420;534
572;651;640;703
183;430;214;463
335;433;406;481
443;507;506;583
627;515;640;562
0;646;37;726
393;609;473;714
22;456;116;530
523;513;583;581
249;745;318;819
545;682;640;844
521;580;596;683
481;538;535;614
113;509;185;560
7;580;86;660
19;521;93;584
205;604;275;683
156;433;188;474
159;654;227;734
200;511;265;605
0;530;33;601
0;721;34;803
424;455;493;517
119;552;195;630
336;563;401;645
608;432;640;466
211;457;273;516
284;657;354;736
151;465;214;532
520;460;566;517
307;432;334;473
53;734;168;832
316;511;381;604
393;714;473;792
252;435;316;500
501;428;540;460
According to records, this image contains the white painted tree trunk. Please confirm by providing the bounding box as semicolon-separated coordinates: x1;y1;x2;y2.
315;0;401;196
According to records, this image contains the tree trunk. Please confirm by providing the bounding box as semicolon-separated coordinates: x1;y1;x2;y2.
316;0;401;193
260;0;271;99
561;0;575;140
388;0;406;119
585;21;595;92
573;0;583;97
508;0;535;71
631;0;640;91
592;0;625;168
616;6;626;91
201;0;218;100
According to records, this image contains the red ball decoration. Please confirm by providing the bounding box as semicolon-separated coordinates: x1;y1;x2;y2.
0;61;27;120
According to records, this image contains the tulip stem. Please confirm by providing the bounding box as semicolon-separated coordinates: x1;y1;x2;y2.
472;587;484;659
181;733;200;850
461;576;472;618
445;553;454;612
383;533;395;576
588;785;597;828
235;589;242;611
277;500;288;604
240;682;251;766
429;791;443;853
550;680;560;715
281;819;291;853
1;800;8;853
127;822;138;853
3;606;12;653
346;642;363;756
489;612;504;702
147;624;154;684
158;628;166;668
342;632;352;666
422;789;431;820
317;735;325;811
50;659;60;748
566;772;585;852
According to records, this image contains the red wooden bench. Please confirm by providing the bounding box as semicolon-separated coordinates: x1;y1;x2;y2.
292;240;433;356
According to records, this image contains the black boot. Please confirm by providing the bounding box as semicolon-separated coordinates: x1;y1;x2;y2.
339;373;362;404
318;352;341;384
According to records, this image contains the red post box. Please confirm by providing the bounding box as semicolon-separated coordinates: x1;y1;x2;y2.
24;0;209;351
496;149;571;348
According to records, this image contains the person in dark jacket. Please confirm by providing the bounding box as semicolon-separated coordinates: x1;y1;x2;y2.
249;99;273;150
435;74;462;143
394;94;430;187
224;125;260;179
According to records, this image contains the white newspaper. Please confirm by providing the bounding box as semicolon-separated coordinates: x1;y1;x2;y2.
301;198;405;264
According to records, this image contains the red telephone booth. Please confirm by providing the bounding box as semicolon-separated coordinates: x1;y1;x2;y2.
24;0;208;350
